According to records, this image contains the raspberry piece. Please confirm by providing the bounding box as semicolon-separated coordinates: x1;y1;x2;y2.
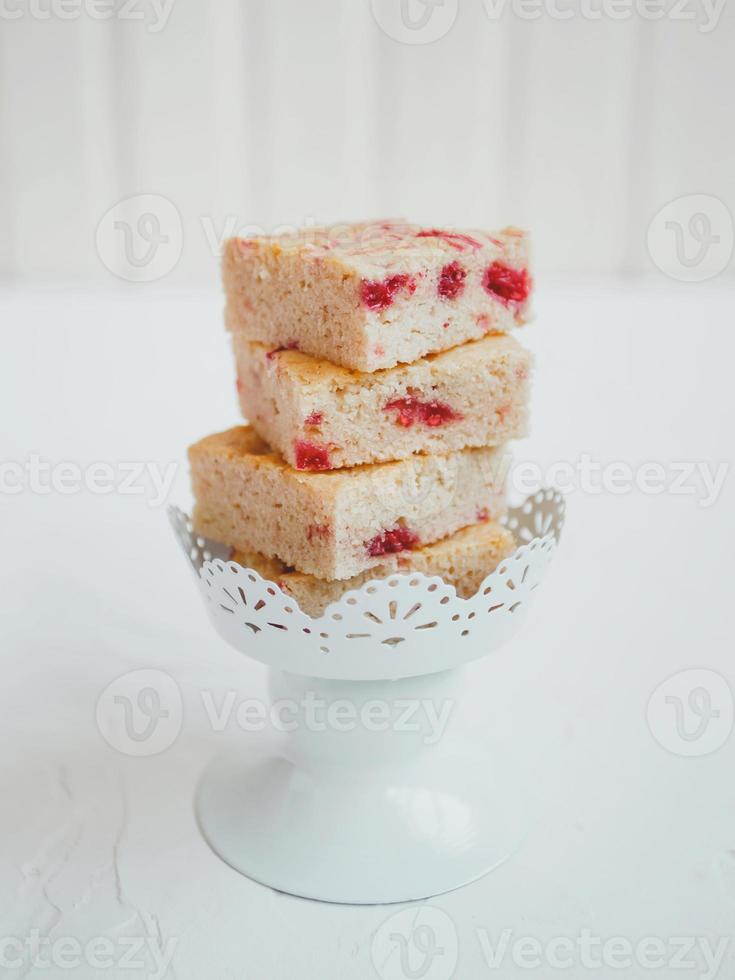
294;440;332;470
304;411;324;427
384;396;462;428
360;273;416;312
437;261;467;300
366;525;419;558
476;507;490;523
482;263;530;304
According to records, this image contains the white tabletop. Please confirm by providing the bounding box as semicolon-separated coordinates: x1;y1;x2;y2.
1;277;734;979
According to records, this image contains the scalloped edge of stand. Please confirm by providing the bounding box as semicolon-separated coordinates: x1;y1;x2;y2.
168;489;564;680
195;532;553;625
170;487;565;625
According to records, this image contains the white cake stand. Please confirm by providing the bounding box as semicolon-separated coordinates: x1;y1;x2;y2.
170;490;564;904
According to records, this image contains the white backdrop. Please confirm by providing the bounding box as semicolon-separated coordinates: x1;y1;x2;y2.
1;0;734;283
3;4;735;976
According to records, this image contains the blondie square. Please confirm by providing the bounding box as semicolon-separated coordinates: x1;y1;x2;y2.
189;426;508;581
233;333;531;470
223;220;531;372
231;520;516;617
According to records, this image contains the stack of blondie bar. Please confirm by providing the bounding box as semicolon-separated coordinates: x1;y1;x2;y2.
188;221;533;616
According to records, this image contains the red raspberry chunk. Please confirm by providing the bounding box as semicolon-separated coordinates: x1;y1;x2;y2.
360;273;417;312
294;440;332;470
482;263;530;304
304;411;324;427
437;261;467;300
384;396;462;428
366;525;419;558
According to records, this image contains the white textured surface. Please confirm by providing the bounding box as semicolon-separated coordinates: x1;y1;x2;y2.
1;278;735;977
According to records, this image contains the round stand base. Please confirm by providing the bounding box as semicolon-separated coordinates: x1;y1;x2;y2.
196;736;529;905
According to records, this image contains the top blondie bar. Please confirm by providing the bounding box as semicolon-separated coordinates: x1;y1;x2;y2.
223;220;531;372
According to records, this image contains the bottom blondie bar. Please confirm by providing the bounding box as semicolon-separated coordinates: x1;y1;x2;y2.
229;519;516;617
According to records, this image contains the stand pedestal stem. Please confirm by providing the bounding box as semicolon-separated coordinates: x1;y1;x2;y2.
196;666;529;904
